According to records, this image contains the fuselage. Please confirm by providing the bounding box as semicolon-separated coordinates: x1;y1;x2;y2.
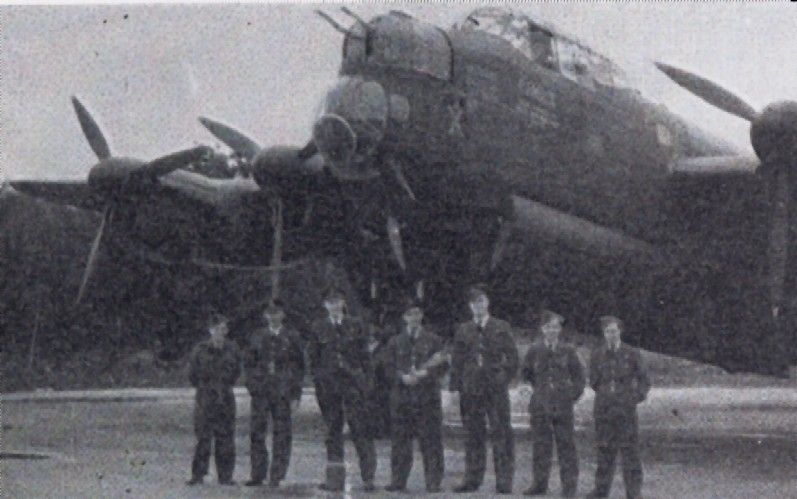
320;9;741;249
304;9;790;375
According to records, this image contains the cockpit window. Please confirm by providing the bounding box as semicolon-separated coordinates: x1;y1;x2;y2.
557;39;592;87
343;13;451;80
556;38;631;89
528;24;556;70
461;8;555;70
460;7;630;88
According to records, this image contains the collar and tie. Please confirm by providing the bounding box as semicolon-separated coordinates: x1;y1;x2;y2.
474;315;490;330
608;341;621;352
545;341;558;352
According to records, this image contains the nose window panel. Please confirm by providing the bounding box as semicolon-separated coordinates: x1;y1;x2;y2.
354;81;388;126
313;115;356;165
313;77;389;176
315;77;387;129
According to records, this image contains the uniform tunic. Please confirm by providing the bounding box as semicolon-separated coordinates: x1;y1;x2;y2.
244;325;305;483
450;316;519;491
522;341;585;492
380;327;448;490
589;343;650;499
188;338;242;482
308;317;376;483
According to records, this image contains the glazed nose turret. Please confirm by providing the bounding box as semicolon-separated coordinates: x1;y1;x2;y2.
312;76;388;181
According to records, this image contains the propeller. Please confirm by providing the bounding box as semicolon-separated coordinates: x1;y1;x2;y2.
72;96;111;159
71;96;211;304
654;63;758;122
386;215;407;271
268;198;284;305
197;117;261;161
655;62;797;321
76;206;112;304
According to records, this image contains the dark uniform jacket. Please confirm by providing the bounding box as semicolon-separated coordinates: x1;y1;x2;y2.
308;317;374;394
380;327;448;406
590;343;651;444
244;325;305;401
189;338;242;402
523;341;585;414
450;317;519;393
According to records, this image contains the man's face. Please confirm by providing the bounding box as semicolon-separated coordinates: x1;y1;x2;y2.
403;308;423;330
603;323;622;344
209;321;228;342
541;321;562;343
265;312;284;329
469;295;490;318
324;298;345;318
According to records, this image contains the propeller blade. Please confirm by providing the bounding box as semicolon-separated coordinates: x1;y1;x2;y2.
655;62;759;123
269;198;284;304
297;141;318;161
767;167;790;318
390;160;417;201
71;96;112;160
76;206;112;304
387;215;407;272
490;218;513;271
143;145;214;177
198;117;261;161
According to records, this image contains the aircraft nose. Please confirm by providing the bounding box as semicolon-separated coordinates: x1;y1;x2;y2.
312;77;387;180
313;114;356;166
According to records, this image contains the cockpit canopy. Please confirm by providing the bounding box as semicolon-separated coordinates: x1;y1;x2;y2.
342;10;452;81
460;7;629;89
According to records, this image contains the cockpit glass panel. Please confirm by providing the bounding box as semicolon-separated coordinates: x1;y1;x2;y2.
461;7;629;88
462;8;556;71
528;24;556;70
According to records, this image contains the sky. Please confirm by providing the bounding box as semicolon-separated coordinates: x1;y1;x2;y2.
2;2;796;180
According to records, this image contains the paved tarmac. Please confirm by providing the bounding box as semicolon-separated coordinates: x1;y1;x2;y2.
3;386;795;498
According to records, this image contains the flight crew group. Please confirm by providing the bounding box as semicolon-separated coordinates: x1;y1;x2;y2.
186;286;650;498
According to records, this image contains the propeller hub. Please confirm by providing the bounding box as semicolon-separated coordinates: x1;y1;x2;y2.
88;157;146;194
251;146;319;193
751;100;797;167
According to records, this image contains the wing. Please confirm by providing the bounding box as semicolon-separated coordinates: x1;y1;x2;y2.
13;169;263;212
509;195;658;262
499;189;785;375
10;180;104;212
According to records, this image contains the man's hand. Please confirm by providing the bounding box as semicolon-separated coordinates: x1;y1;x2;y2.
412;368;429;379
400;373;419;386
291;398;301;412
367;340;379;354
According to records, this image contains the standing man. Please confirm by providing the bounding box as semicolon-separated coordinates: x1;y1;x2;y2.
187;312;242;486
381;302;448;493
243;301;305;488
586;316;650;499
522;310;585;497
308;289;377;492
450;286;519;494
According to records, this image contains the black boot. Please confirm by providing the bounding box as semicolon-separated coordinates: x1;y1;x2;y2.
453;482;479;493
523;483;548;496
